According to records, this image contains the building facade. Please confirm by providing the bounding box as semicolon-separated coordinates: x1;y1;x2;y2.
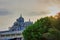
0;15;33;40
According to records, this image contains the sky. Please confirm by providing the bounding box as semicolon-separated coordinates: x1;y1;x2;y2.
0;0;60;31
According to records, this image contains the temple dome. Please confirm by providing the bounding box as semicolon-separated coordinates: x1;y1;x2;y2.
17;14;24;23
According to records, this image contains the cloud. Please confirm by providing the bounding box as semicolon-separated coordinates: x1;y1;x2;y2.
41;0;60;4
23;11;49;16
0;0;60;31
0;9;11;16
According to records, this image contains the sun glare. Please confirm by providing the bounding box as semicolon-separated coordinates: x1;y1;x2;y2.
48;6;60;16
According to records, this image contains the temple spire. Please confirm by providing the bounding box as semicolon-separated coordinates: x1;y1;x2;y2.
29;19;31;22
20;14;22;17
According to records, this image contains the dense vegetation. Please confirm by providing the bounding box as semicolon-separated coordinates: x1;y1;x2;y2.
23;13;60;40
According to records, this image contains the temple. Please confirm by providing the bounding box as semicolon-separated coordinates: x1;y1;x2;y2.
9;14;33;31
0;14;33;40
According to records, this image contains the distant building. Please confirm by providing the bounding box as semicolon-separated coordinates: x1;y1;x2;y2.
0;14;33;40
9;14;33;31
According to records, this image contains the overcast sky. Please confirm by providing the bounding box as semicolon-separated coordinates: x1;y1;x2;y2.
0;0;60;31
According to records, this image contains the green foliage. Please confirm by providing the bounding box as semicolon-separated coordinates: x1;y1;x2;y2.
23;14;60;40
55;13;60;30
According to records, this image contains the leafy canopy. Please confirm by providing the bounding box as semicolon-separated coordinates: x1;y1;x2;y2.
23;13;60;40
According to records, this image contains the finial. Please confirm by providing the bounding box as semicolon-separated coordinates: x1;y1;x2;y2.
20;14;22;17
29;19;31;22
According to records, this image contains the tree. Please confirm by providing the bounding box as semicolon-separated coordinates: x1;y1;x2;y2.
23;14;60;40
54;12;60;30
23;17;55;40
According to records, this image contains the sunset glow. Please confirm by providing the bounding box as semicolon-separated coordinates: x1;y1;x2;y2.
48;6;60;16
